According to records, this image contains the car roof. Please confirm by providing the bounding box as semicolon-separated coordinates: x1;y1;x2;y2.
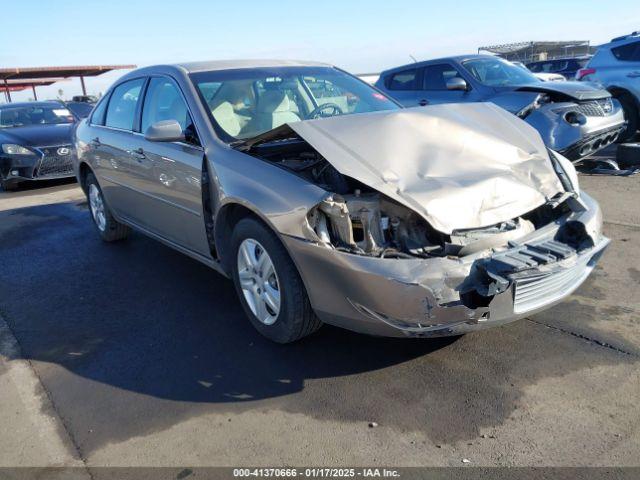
0;100;63;109
379;54;493;75
175;59;332;73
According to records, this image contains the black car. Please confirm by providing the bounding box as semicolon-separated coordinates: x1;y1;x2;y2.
0;101;80;191
526;56;591;80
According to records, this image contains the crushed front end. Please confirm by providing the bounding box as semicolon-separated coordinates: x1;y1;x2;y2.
238;104;609;338
283;191;607;337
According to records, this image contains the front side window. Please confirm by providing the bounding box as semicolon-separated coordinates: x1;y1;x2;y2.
463;57;540;86
612;41;640;61
387;69;418;90
105;78;144;130
191;67;399;142
141;77;191;133
422;64;463;90
0;104;75;128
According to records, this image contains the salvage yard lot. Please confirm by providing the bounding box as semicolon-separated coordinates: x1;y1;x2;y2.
0;154;639;468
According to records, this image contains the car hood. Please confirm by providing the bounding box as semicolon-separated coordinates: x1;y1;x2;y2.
287;103;565;234
0;123;75;148
511;80;610;101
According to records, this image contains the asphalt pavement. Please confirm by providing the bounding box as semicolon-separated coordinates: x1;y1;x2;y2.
0;154;638;469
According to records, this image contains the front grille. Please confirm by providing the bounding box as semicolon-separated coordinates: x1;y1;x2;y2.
576;98;614;117
513;253;593;314
37;145;74;178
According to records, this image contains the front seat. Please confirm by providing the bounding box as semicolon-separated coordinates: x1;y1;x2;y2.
254;91;301;131
211;101;242;137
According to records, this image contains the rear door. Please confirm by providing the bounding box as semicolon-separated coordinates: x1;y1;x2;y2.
135;76;209;254
380;68;426;107
89;78;146;221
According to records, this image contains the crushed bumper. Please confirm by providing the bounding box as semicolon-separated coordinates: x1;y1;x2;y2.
283;192;608;338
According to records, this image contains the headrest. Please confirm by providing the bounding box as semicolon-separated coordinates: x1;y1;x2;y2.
257;90;291;113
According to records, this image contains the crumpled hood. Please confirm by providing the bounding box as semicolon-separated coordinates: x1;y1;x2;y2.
512;80;611;101
289;103;565;234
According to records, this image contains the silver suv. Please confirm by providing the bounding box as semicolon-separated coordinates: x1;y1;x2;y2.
577;32;640;141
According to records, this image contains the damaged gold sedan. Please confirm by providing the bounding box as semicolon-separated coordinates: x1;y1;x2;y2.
74;61;608;343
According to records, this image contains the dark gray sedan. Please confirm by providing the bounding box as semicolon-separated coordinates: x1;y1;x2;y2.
74;60;608;343
375;55;625;160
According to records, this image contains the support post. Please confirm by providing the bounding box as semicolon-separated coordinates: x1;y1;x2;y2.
3;79;11;102
80;76;87;95
32;85;38;101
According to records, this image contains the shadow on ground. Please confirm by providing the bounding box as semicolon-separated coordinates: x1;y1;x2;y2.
0;201;634;454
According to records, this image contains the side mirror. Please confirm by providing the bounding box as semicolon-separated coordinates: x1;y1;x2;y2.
144;120;185;142
446;77;469;91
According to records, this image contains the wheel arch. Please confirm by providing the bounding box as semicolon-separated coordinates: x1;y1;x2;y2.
214;200;287;276
77;161;92;194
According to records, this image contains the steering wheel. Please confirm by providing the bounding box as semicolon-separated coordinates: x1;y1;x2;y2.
307;102;344;119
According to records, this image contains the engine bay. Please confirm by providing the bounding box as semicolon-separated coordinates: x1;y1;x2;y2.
244;136;571;259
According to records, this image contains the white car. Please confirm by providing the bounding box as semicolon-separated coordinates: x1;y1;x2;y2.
513;62;566;82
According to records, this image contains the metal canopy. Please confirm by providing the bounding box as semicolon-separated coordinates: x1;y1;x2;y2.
478;41;593;62
0;64;136;80
0;64;136;102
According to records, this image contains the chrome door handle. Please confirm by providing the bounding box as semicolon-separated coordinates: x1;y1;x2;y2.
419;99;429;106
128;148;146;161
90;137;101;147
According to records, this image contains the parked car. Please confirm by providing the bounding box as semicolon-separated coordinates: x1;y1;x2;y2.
526;56;592;80
375;55;625;160
63;100;95;119
74;60;608;343
0;101;80;191
72;95;98;103
576;32;640;142
512;61;566;82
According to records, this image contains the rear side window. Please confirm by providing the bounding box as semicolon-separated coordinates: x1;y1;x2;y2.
612;41;640;61
105;78;144;130
387;69;417;90
422;64;463;90
90;95;109;125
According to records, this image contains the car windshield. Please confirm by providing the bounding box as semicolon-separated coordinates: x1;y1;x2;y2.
462;57;541;87
0;104;75;128
191;66;399;142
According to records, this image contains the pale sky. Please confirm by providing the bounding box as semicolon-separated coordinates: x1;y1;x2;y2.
1;0;639;102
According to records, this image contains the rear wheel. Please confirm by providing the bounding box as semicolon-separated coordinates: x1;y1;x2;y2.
86;172;130;242
616;92;639;142
230;217;321;343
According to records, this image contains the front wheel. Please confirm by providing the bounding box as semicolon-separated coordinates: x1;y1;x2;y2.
86;172;130;242
230;217;321;343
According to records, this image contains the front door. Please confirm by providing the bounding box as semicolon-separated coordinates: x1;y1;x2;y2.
135;76;209;255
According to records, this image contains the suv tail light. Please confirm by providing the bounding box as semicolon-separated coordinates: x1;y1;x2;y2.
576;68;596;80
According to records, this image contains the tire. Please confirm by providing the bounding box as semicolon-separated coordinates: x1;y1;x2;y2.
230;217;322;343
616;92;639;143
1;179;20;191
85;172;130;242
